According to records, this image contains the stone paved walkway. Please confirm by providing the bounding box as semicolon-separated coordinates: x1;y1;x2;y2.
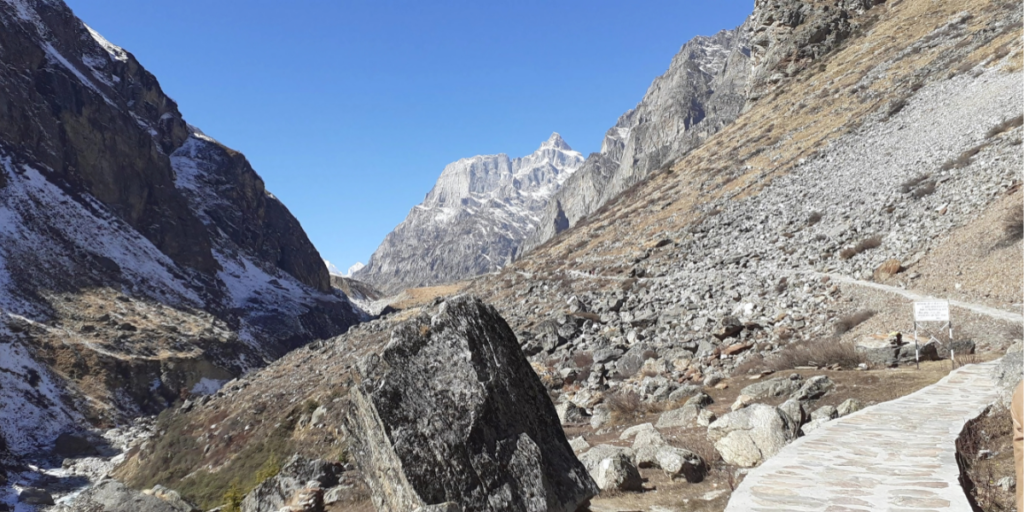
724;358;1005;512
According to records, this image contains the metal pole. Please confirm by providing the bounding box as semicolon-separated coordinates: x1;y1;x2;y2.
914;321;919;370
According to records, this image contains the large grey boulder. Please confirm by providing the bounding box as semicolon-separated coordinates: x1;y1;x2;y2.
791;376;834;401
56;480;195;512
655;446;706;482
740;377;801;399
593;453;643;492
707;404;795;467
241;455;341;512
656;404;702;429
343;296;598;512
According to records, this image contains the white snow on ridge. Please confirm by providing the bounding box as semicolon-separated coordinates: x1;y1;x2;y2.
0;330;80;455
324;259;344;276
84;23;128;62
345;262;364;277
0;153;202;314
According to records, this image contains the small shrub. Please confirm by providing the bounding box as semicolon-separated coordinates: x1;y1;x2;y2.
834;310;876;336
807;211;822;226
761;339;865;371
605;390;643;423
942;143;987;170
1003;207;1023;241
987;115;1024;138
886;98;908;118
572;351;594;368
839;235;882;259
911;180;936;198
222;480;244;512
899;174;930;193
774;277;788;294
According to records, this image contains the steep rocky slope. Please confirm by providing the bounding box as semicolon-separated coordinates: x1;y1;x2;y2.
105;0;1022;510
522;21;753;254
355;133;583;294
0;0;362;461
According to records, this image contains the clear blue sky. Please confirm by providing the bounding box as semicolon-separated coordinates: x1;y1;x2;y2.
65;1;752;273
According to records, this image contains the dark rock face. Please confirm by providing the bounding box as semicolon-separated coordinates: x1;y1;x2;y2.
0;0;361;456
241;455;342;512
344;296;597;511
524;21;752;252
746;0;883;103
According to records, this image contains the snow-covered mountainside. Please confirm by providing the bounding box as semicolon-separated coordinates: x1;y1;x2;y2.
523;21;753;253
355;133;584;294
0;0;362;460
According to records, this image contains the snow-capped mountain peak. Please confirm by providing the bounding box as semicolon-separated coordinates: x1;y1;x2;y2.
354;134;584;293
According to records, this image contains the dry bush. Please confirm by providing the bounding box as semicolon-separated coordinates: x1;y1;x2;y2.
834;310;876;336
761;338;865;371
886;97;908;118
839;235;882;259
942;143;987;170
986;114;1023;138
774;277;788;294
605;390;644;424
807;211;822;226
910;180;936;198
572;351;594;368
899;174;930;193
1003;207;1023;241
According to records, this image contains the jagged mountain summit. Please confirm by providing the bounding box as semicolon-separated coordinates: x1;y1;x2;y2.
355;132;584;294
523;21;753;254
0;0;362;458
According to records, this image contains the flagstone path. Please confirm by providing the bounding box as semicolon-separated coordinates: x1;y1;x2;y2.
724;358;1005;512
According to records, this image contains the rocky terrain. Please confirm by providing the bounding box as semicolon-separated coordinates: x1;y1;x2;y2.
4;0;1022;510
355;134;584;294
0;0;363;493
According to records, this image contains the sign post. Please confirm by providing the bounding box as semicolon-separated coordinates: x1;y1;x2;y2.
913;300;952;368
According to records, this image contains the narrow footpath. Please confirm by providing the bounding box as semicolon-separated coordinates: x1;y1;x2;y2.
724;358;1005;512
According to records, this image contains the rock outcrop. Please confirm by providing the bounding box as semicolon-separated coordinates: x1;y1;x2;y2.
707;404;795;467
356;134;583;294
746;0;884;103
240;456;342;512
343;296;597;511
523;21;752;253
0;0;362;456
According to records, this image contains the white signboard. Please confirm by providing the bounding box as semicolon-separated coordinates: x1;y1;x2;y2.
914;301;950;322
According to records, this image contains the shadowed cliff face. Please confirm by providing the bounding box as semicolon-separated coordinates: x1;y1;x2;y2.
0;0;361;455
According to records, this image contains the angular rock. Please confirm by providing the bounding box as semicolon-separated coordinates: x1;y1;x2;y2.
655;446;706;482
740;376;802;399
791;376;833;401
707;404;795;467
632;429;669;468
685;392;714;408
58;480;195;512
343;296;598;512
619;422;658;441
594;453;643;492
241;455;341;512
569;437;591;454
577;445;635;475
18;488;54;506
656;405;702;429
810;405;838;422
556;402;588;426
836;398;864;417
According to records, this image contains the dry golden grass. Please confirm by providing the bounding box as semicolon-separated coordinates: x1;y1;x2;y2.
495;0;1022;287
388;282;469;310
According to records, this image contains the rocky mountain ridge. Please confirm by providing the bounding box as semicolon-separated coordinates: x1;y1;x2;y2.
521;21;754;255
355;133;583;294
23;0;1024;510
0;0;362;465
